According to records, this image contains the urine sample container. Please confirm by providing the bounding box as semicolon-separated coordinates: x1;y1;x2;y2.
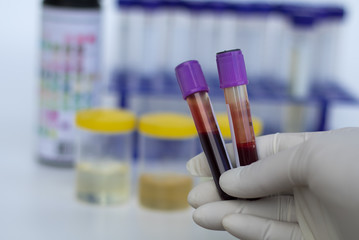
75;108;136;205
137;112;198;210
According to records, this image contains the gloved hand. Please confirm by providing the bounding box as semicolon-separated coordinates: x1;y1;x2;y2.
187;128;359;240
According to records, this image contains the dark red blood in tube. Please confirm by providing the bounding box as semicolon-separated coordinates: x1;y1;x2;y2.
188;92;234;200
237;141;258;166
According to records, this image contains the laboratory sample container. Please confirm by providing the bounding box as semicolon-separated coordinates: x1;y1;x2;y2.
263;3;292;88
232;3;273;82
285;10;319;132
139;0;168;92
38;0;102;167
175;60;234;200
163;1;192;76
216;49;258;167
285;8;318;99
210;2;238;55
75;109;136;205
118;0;144;83
137;113;198;210
313;6;345;86
113;0;138;108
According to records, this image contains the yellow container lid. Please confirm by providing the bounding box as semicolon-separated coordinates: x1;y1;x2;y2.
216;113;263;139
139;113;197;139
76;108;136;133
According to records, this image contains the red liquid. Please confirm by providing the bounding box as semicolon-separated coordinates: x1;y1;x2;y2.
187;92;235;200
237;141;258;166
225;91;258;166
198;131;234;200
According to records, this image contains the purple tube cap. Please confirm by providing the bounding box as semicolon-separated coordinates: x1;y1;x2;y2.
216;49;249;88
175;60;209;100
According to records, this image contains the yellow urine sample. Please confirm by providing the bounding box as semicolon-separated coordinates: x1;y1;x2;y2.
139;173;193;210
76;160;130;205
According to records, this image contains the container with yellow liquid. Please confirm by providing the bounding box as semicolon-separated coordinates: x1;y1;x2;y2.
75;109;136;205
138;113;198;210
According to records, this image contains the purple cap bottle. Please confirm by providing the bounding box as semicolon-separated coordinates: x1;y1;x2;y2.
216;49;258;167
216;49;249;88
175;60;209;100
175;60;234;200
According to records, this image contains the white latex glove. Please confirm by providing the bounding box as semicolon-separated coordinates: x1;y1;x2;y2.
187;128;359;240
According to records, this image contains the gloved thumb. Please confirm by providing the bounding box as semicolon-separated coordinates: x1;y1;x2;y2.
219;143;306;198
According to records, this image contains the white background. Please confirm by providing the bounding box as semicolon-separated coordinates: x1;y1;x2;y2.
0;0;359;239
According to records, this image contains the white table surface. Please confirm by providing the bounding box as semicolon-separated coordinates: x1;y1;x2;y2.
0;131;235;240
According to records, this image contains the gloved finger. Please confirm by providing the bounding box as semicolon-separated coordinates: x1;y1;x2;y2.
223;214;303;240
188;180;221;209
220;144;307;198
187;131;322;177
192;195;297;230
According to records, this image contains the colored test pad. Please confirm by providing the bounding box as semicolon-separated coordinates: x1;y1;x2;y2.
216;49;259;167
175;60;234;200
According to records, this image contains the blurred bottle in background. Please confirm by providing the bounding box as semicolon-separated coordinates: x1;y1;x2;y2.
312;6;346;93
38;0;102;167
287;9;318;99
188;1;218;92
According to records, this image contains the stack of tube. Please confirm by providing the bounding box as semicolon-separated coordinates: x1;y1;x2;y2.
112;0;351;133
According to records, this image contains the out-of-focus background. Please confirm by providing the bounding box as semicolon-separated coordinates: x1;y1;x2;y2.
1;0;359;239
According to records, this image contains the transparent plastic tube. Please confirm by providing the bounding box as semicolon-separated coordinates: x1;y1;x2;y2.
313;6;345;85
176;60;234;200
233;3;272;82
223;86;258;166
289;25;316;99
216;49;258;167
141;1;167;80
165;2;191;73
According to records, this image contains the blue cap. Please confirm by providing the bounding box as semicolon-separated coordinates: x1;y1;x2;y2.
184;1;207;13
117;0;139;8
321;6;345;20
231;2;273;15
162;0;186;10
141;0;162;11
206;1;231;13
290;12;317;27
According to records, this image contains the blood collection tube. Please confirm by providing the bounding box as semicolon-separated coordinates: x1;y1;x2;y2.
216;49;258;167
175;60;234;200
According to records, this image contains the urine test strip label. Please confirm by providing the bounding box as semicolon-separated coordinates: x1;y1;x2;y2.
38;7;101;162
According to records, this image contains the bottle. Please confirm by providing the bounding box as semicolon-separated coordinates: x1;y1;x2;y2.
38;0;101;167
75;108;136;205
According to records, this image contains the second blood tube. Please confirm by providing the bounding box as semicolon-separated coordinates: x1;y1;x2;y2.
216;49;258;167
